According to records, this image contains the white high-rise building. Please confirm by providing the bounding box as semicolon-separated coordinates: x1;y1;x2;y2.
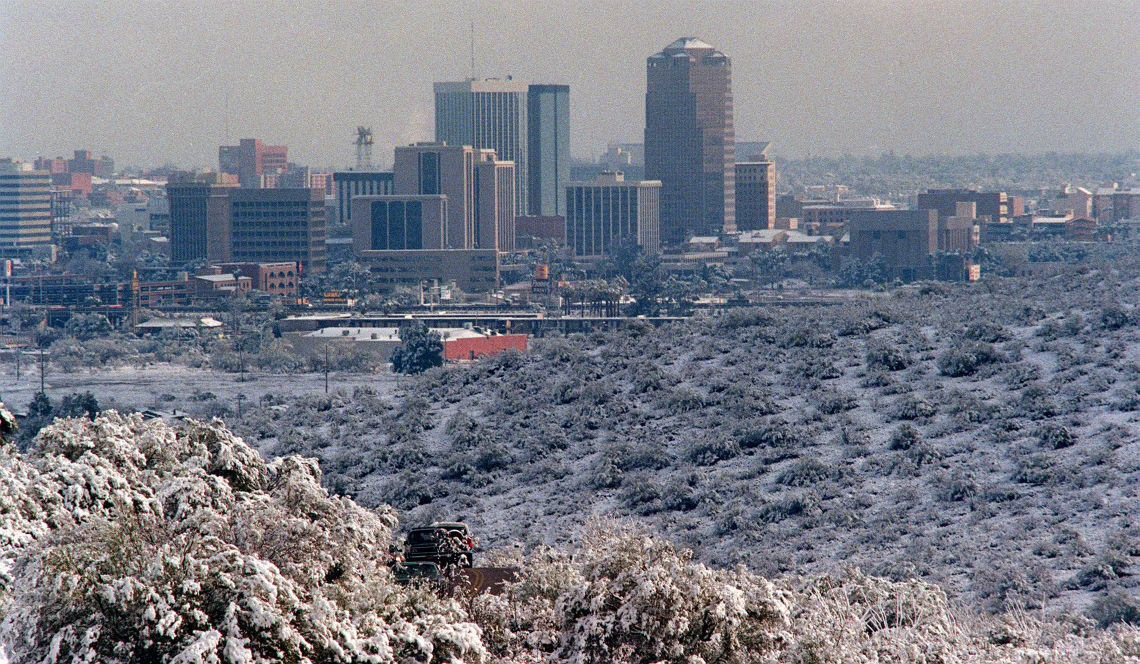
434;78;528;215
0;160;52;253
565;172;661;257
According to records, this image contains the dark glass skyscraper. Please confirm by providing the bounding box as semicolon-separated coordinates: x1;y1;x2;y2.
645;37;735;245
527;84;569;216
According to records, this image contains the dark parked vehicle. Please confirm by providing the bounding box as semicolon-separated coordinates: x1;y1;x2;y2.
403;521;476;568
392;561;442;584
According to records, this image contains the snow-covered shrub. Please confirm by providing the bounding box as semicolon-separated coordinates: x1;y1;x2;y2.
892;395;937;421
937;341;1003;377
551;522;792;664
1038;423;1077;449
0;413;487;664
1089;589;1140;627
737;420;802;451
776;458;838;487
815;390;857;415
865;343;909;372
687;435;740;466
888;423;922;450
963;320;1010;343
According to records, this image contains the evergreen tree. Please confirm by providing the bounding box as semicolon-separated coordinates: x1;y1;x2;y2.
389;322;444;374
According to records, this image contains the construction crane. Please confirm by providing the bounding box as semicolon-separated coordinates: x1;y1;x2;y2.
355;126;374;170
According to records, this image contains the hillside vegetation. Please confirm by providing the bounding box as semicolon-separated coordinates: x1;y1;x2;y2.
242;267;1140;618
1;413;1138;662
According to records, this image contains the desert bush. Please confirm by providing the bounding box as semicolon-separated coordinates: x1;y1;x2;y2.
1090;590;1140;627
865;344;909;371
687;435;740;466
893;396;937;420
716;308;773;330
0;414;484;664
935;470;978;502
889;423;922;450
1099;305;1134;331
963;320;1010;343
757;491;822;523
777;459;837;487
937;341;1003;377
738;420;802;451
816;391;857;415
663;387;705;412
1038;423;1077;449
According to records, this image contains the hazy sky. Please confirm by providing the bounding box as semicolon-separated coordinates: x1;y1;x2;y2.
2;0;1138;169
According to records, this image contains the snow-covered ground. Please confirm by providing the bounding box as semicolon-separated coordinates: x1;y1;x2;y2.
0;363;399;414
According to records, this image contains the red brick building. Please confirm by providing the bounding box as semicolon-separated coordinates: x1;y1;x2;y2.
212;261;299;296
219;138;288;188
444;334;527;361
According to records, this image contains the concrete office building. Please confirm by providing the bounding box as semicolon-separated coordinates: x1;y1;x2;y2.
917;189;1010;225
229;188;326;273
67;150;114;177
394;143;478;248
219;139;288;188
848;208;977;281
333;171;394;224
645;37;735;245
434;78;528;214
527;84;569;216
0;160;52;253
393;142;514;251
735;160;775;230
565;172;661;257
351;193;500;292
350;195;448;252
476;155;516;251
166;173;237;264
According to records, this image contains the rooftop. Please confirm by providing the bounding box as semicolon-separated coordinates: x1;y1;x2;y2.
663;37;714;52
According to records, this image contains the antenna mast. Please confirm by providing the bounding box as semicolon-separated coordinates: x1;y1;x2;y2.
470;18;475;79
354;126;373;170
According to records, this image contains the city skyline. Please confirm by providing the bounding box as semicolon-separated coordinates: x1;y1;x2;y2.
2;1;1138;169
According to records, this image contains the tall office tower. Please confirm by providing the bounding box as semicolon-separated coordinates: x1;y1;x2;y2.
0;160;52;253
219;138;288;188
394;143;477;248
166;173;237;264
476;150;516;251
527;84;569;216
565;172;661;257
229;188;327;274
645;37;735;245
434;78;528;214
735;160;775;230
333;171;394;225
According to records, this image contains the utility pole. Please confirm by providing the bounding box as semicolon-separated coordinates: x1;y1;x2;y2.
239;346;245;383
324;343;329;394
236;393;245;419
38;346;45;394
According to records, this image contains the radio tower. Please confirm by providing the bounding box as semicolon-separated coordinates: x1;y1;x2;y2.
355;126;374;170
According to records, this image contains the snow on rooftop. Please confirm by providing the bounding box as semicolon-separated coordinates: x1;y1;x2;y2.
663;37;714;51
303;326;490;342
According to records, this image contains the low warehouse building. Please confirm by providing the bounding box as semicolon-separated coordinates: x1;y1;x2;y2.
288;326;526;362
